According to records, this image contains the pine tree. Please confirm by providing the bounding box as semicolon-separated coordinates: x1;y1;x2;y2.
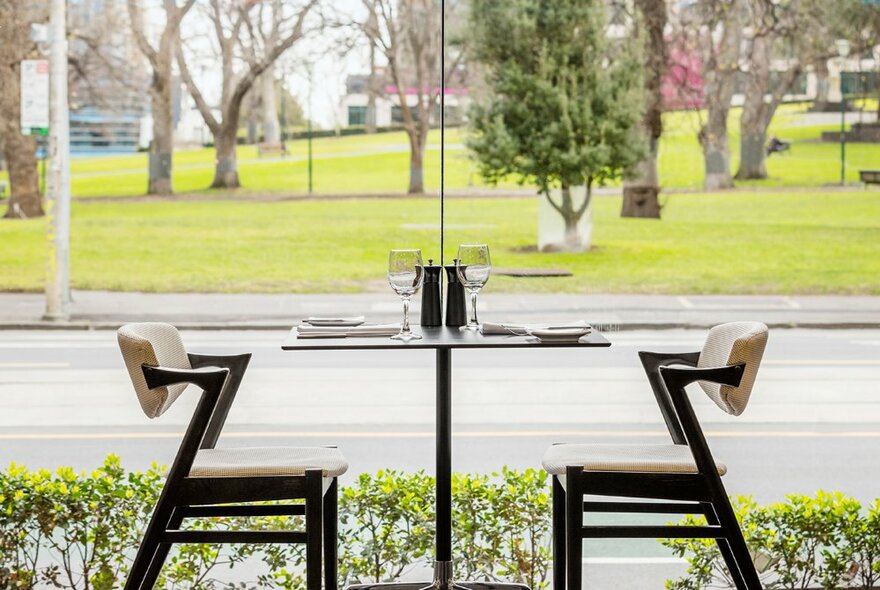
468;0;645;251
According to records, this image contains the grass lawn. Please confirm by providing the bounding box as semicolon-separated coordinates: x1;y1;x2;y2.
2;190;879;294
1;103;876;198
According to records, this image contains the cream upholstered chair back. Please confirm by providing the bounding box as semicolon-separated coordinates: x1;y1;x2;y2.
696;321;768;416
118;323;192;419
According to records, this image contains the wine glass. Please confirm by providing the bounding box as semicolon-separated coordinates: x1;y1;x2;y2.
388;249;425;341
456;244;491;331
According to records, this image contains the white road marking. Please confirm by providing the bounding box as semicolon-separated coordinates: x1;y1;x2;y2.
583;557;685;565
0;362;70;368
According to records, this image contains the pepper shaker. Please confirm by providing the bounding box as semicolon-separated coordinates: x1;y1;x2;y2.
420;259;443;327
444;259;467;328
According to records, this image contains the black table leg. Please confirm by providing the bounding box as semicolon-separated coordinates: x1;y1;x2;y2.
436;347;452;563
347;347;529;590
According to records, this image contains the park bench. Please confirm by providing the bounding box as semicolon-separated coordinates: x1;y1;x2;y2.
256;142;288;158
859;170;880;186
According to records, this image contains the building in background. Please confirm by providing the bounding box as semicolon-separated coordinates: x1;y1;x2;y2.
68;0;148;154
338;65;469;129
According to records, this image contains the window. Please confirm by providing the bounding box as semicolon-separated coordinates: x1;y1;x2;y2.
348;106;368;127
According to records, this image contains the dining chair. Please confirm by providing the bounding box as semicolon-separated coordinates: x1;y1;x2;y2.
542;321;769;590
118;322;348;590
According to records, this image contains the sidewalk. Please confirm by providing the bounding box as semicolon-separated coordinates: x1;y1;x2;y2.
3;290;880;330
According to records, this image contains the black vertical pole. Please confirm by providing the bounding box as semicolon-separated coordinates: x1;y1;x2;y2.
440;0;446;267
436;347;452;563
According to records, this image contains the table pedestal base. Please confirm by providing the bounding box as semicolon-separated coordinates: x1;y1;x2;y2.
345;561;530;590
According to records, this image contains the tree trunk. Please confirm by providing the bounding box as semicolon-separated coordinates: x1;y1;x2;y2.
211;126;240;188
697;0;742;191
408;130;425;194
622;140;661;218
736;35;770;180
3;131;43;218
560;186;581;248
814;59;830;111
699;123;734;190
623;0;667;219
148;82;174;195
1;59;43;218
542;184;592;253
261;67;280;144
367;42;378;134
246;85;259;144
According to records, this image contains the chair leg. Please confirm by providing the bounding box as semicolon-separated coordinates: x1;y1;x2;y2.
306;470;324;590
703;503;748;590
124;496;176;590
323;478;338;590
138;508;184;590
713;496;763;590
565;466;583;590
552;476;566;590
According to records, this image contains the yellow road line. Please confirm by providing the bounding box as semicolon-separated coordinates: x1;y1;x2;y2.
0;430;877;441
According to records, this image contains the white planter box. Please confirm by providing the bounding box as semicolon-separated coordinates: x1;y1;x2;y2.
538;187;593;253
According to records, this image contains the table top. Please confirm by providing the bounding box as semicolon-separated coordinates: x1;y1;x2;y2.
281;326;612;351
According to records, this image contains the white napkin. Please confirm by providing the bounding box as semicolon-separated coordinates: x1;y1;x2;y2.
296;323;401;338
480;320;591;336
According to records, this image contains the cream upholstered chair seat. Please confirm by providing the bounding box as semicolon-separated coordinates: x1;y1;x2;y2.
542;443;727;476
189;446;349;478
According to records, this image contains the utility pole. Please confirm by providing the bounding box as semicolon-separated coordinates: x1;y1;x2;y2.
44;0;71;321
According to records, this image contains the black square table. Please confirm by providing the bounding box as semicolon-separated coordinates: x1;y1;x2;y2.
282;326;612;590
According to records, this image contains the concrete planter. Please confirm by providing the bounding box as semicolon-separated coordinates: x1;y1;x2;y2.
538;186;593;253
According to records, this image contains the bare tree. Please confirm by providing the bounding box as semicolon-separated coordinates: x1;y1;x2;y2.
364;7;381;134
177;0;319;189
695;0;745;191
735;0;845;179
127;0;197;196
622;0;668;219
360;0;461;194
261;65;281;144
0;3;47;218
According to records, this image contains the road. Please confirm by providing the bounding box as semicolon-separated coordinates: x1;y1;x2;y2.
1;328;878;588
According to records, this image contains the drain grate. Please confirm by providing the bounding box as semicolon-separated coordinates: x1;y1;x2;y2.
494;268;573;278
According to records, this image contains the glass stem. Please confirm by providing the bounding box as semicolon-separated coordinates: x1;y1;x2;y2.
402;296;411;334
470;290;479;326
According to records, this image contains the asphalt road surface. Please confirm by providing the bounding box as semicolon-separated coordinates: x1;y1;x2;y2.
1;328;878;588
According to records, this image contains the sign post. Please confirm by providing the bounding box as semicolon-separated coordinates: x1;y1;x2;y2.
20;59;50;136
44;0;71;321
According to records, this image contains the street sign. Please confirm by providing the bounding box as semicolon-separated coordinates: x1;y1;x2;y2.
20;59;49;136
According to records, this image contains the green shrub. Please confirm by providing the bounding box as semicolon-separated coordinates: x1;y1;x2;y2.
0;456;162;590
0;459;550;590
3;458;878;590
664;492;880;590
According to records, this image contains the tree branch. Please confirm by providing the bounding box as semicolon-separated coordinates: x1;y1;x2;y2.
176;43;220;133
126;0;158;69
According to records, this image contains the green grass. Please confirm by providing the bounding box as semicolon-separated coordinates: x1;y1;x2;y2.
2;190;879;294
2;103;876;198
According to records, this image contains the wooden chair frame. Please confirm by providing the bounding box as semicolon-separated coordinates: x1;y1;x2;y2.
124;352;338;590
551;351;763;590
